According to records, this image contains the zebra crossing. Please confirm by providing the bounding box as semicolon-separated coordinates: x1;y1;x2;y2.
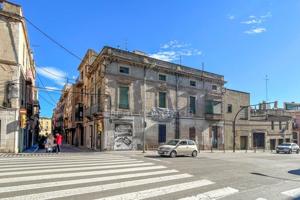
0;153;297;200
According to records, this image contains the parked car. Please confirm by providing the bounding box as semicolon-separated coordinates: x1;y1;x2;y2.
276;143;299;154
157;139;198;158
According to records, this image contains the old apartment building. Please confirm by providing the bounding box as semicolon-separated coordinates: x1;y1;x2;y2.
53;46;294;151
0;1;39;152
39;117;51;136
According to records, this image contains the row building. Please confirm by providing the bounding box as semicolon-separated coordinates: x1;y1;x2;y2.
0;1;39;153
53;46;295;151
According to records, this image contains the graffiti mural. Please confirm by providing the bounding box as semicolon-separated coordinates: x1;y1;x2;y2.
114;124;133;150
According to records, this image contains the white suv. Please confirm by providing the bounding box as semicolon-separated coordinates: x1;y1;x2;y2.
276;143;300;154
157;139;198;158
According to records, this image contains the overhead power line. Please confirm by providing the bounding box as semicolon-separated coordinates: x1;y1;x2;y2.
23;16;82;61
36;67;77;81
39;93;56;107
36;73;57;104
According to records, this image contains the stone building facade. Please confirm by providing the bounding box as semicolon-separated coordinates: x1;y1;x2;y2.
53;46;294;151
39;117;52;136
0;1;39;153
224;89;293;151
69;47;226;151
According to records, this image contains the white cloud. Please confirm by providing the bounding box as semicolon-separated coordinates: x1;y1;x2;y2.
228;15;235;20
161;40;189;49
241;12;271;35
36;67;68;86
150;41;202;62
244;27;266;34
241;19;262;24
44;86;60;91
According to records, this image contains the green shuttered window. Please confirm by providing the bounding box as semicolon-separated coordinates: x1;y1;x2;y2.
159;92;166;108
119;86;129;109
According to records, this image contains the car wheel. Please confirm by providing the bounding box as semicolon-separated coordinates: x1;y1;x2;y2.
289;149;292;154
192;151;197;157
296;149;299;154
276;151;279;154
170;151;177;158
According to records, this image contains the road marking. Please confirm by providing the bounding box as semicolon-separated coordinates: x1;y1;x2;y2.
178;187;239;200
0;158;138;168
95;179;214;200
0;169;178;193
0;162;153;176
0;160;143;171
0;157;132;165
144;157;170;164
281;187;300;197
0;174;193;200
0;165;166;184
256;198;267;200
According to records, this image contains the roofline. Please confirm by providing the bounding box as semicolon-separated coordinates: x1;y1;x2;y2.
226;88;250;95
101;46;224;79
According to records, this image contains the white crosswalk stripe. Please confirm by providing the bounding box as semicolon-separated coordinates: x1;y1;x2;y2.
0;153;240;200
95;180;214;200
177;187;239;200
281;187;300;198
0;162;153;177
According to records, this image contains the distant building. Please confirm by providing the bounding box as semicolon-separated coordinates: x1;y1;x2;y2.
0;1;39;153
39;117;52;136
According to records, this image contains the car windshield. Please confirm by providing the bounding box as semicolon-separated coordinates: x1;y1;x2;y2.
280;143;291;147
166;140;179;146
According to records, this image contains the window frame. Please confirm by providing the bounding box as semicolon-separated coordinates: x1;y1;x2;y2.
189;96;196;114
190;80;196;87
212;85;218;91
227;104;232;113
158;74;167;81
118;85;130;109
158;91;167;108
119;66;130;75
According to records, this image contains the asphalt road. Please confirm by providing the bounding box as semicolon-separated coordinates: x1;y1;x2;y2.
0;150;299;200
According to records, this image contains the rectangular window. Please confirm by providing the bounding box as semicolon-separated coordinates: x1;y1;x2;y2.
159;74;166;81
190;80;196;87
159;92;166;108
279;121;282;130
120;66;129;74
271;121;274;130
119;86;129;109
286;121;289;130
189;96;196;114
212;85;217;91
227;104;232;113
158;124;166;143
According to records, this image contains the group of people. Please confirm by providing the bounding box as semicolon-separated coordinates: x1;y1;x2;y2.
45;132;63;153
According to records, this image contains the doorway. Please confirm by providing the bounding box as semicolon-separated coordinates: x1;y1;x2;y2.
212;126;218;148
158;124;166;143
270;139;276;150
189;127;196;141
253;132;265;149
240;136;248;150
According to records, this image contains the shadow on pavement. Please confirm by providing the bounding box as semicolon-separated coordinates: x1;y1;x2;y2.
250;172;300;182
288;169;300;176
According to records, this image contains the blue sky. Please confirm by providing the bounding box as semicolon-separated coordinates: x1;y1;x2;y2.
14;0;300;117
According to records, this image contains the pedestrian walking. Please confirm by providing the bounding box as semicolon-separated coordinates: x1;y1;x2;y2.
45;134;55;153
55;132;63;153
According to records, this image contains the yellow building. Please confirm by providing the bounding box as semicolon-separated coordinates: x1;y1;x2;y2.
40;117;52;136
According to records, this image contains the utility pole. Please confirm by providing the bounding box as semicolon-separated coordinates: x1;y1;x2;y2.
265;75;269;102
142;66;147;153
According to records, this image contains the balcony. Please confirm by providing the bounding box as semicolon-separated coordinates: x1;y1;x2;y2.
91;104;102;115
75;103;83;122
205;113;223;121
250;108;292;121
205;100;222;121
84;107;92;118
